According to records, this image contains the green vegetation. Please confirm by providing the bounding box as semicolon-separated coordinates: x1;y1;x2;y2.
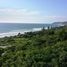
0;26;67;67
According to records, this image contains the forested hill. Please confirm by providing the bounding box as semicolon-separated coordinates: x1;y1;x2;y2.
0;26;67;67
52;22;67;26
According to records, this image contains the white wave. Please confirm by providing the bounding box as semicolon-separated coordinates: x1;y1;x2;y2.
32;28;42;31
0;31;22;38
0;28;42;38
45;27;48;29
0;29;26;38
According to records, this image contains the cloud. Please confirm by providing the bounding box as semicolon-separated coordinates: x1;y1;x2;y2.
0;8;67;23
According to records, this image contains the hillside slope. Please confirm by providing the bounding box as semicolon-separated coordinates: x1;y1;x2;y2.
52;22;67;26
0;26;67;67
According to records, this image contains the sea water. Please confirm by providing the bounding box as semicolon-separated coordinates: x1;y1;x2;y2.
0;23;51;38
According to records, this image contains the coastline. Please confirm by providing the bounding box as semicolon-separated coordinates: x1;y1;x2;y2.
0;28;42;38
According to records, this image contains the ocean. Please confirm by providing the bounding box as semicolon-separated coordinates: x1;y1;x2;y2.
0;23;52;38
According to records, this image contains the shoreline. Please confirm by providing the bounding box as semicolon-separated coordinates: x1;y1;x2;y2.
0;28;42;38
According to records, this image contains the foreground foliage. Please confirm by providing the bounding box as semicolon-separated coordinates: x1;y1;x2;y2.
0;26;67;67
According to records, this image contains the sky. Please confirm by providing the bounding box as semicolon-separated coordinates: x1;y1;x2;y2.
0;0;67;23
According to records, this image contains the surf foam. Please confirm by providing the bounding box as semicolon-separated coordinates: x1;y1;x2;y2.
0;28;42;38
